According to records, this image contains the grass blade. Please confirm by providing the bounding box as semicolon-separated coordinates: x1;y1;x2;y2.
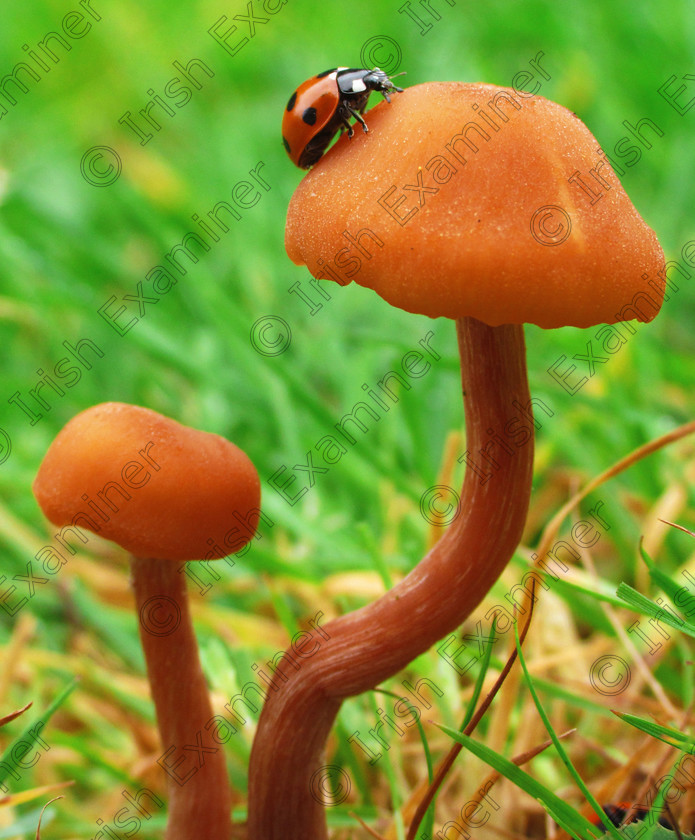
0;679;78;791
434;724;599;840
513;623;623;840
615;583;695;640
612;711;695;752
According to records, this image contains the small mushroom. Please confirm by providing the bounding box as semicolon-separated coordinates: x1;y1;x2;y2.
33;402;261;840
248;82;665;837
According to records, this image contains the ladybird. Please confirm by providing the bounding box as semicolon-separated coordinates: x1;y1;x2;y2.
588;802;673;832
282;67;404;169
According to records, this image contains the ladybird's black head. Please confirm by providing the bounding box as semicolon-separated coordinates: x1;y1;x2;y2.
363;68;405;94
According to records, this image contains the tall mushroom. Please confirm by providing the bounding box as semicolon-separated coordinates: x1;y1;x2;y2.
32;402;261;840
248;82;665;836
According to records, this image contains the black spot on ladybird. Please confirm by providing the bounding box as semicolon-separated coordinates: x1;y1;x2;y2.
282;137;291;153
302;107;317;125
286;91;297;111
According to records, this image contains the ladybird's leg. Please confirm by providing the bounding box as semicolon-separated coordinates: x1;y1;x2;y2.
347;106;368;133
337;104;356;137
352;92;371;127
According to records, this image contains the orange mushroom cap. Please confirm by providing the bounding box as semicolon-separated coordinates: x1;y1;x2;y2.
33;402;261;562
286;82;665;329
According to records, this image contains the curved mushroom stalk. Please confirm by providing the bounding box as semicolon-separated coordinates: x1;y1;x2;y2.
248;316;534;838
132;557;232;840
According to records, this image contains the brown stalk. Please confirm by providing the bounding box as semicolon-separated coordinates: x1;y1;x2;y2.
247;316;534;838
131;557;232;840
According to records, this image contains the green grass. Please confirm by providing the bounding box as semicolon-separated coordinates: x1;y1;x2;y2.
1;0;695;837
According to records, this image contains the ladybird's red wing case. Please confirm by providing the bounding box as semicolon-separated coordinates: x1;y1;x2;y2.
282;70;341;167
281;67;403;168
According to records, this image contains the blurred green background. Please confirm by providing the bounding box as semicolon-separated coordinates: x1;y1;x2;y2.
0;0;694;836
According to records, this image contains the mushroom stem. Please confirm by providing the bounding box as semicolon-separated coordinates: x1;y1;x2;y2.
131;557;232;840
247;316;534;838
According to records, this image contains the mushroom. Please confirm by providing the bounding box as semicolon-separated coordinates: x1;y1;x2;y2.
247;82;665;837
32;402;261;840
